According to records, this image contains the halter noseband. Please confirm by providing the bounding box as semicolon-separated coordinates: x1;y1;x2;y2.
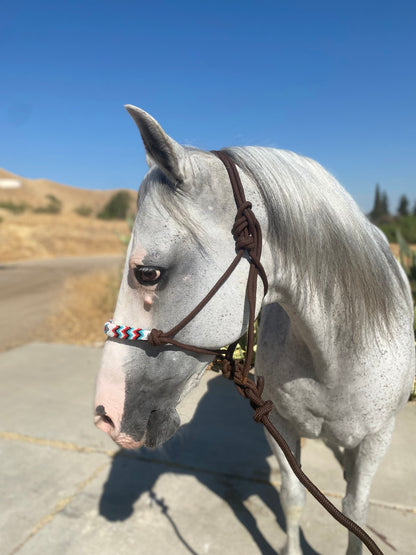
104;150;268;381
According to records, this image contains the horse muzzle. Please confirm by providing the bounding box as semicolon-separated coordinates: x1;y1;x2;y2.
94;403;180;449
93;405;144;449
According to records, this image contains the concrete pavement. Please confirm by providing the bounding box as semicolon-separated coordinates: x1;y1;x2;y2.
0;343;415;555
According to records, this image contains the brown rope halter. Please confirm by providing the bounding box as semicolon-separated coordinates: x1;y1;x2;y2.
143;151;382;555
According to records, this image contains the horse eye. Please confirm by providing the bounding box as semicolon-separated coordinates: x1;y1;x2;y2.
133;266;162;286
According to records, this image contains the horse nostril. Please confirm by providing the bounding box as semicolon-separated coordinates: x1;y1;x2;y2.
95;405;115;429
101;414;115;427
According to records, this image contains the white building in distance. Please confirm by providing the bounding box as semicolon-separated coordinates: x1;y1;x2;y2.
0;179;22;189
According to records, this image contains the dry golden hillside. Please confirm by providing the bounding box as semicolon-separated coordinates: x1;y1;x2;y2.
0;167;137;262
0;167;137;215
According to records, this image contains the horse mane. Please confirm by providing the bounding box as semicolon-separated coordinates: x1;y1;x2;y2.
222;146;408;342
138;145;408;342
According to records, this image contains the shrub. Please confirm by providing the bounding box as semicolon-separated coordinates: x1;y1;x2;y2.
98;191;131;220
74;204;93;217
0;201;30;214
379;215;416;244
34;194;62;214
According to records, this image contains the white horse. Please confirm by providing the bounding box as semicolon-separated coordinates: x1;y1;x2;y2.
95;106;415;554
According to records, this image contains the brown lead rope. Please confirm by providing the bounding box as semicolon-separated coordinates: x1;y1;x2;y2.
214;151;383;555
148;150;383;555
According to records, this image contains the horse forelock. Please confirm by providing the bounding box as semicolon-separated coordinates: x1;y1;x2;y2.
137;161;207;250
220;146;409;342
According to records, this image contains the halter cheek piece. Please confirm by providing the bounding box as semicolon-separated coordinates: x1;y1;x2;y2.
103;151;382;555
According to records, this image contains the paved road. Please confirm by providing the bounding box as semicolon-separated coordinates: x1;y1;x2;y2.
0;255;123;352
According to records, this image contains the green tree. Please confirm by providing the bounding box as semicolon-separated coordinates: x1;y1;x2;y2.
369;184;389;221
397;195;409;216
369;184;382;221
380;192;389;216
98;191;131;220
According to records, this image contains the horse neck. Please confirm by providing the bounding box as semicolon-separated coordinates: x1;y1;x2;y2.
230;174;332;367
263;246;338;358
258;207;367;386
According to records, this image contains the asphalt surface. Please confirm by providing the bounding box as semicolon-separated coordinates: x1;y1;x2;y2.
0;342;415;555
0;255;122;352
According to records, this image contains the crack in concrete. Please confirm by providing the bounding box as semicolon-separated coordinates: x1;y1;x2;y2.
0;431;117;456
3;430;415;519
3;430;415;554
8;462;109;555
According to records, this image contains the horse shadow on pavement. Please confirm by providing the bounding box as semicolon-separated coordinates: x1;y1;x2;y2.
99;373;319;555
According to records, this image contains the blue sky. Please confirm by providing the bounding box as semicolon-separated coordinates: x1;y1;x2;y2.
1;0;415;213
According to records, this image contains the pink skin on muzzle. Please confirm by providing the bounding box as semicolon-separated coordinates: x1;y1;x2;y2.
95;245;154;449
94;341;145;449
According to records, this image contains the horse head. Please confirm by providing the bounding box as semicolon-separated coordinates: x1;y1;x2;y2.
94;107;267;449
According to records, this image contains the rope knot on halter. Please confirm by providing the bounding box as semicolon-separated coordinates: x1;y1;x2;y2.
222;361;274;422
147;328;165;347
232;201;255;252
230;199;268;295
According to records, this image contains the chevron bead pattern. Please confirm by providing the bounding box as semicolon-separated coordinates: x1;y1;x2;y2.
104;320;150;341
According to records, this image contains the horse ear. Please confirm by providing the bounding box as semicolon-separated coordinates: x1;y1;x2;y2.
125;105;189;186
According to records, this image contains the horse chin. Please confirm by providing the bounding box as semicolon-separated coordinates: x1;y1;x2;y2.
144;407;180;448
113;433;146;450
110;408;180;450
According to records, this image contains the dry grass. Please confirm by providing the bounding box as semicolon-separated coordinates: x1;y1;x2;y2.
0;165;136;262
0;212;132;262
45;269;121;346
